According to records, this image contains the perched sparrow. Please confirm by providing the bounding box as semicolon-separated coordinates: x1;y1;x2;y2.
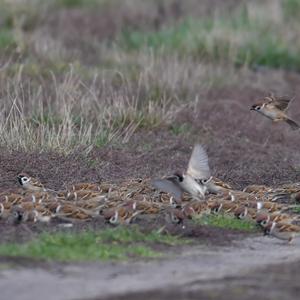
17;173;46;192
74;199;105;212
152;144;217;201
250;94;299;130
102;206;140;225
212;177;232;190
257;201;284;213
234;206;257;221
66;182;102;192
264;221;300;243
182;204;196;219
23;192;54;204
0;193;24;205
209;200;239;215
0;203;10;219
59;190;107;203
229;190;258;202
10;205;38;223
243;184;271;194
188;201;210;216
55;203;96;220
166;208;186;227
265;184;300;203
256;212;295;227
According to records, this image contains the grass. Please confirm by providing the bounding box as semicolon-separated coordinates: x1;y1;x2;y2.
0;227;183;261
194;214;258;232
292;206;300;214
0;0;299;153
118;5;300;71
0;29;16;49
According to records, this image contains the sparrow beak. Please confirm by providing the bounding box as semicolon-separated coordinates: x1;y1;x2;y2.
250;107;254;111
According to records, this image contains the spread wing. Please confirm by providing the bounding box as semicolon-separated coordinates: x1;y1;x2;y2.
265;95;293;111
273;97;293;111
151;178;183;201
186;144;211;180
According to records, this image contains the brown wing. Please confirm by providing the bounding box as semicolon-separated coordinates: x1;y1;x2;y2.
273;97;293;111
265;96;293;111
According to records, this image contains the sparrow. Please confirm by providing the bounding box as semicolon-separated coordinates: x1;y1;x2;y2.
23;192;54;204
188;200;210;216
17;173;47;192
264;221;300;243
257;201;284;213
0;193;24;205
250;94;299;130
265;185;300;203
243;184;272;195
55;203;97;220
256;212;295;228
66;182;102;192
10;205;38;223
208;200;239;215
102;205;140;225
59;190;107;202
152;144;216;201
234;206;257;221
0;203;11;219
165;208;186;227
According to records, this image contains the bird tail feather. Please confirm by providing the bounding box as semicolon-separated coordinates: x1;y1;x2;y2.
286;118;300;130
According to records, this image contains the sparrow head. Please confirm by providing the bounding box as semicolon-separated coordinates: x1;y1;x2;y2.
256;213;270;227
109;211;119;225
234;206;247;219
250;104;261;111
11;205;24;223
182;205;195;219
200;176;213;185
209;201;222;214
173;172;184;182
170;196;182;208
263;221;275;236
167;208;184;224
17;173;31;186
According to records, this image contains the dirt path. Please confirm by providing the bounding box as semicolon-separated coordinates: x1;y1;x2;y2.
1;235;300;300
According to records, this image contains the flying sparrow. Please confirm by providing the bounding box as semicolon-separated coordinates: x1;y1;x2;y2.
17;173;47;192
152;144;219;201
250;94;299;130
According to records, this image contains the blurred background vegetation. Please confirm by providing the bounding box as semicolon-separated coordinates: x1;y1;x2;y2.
0;0;299;153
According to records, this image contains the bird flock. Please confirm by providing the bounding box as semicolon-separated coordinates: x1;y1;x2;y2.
1;94;300;244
